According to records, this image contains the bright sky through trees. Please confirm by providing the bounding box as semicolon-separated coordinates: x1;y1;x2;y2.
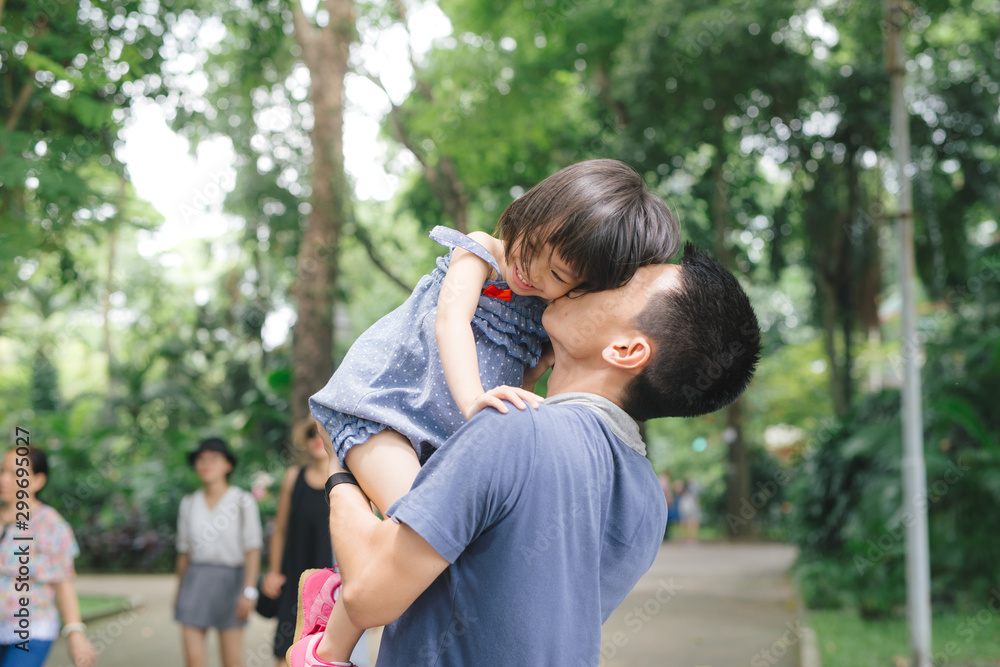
120;1;452;256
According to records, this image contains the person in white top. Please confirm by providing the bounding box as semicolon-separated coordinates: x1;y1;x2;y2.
174;438;262;667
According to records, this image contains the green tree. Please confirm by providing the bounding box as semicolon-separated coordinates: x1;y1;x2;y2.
0;0;167;318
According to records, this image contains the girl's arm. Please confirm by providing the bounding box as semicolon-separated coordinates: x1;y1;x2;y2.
522;342;554;392
236;492;262;620
261;467;297;599
436;237;543;420
174;495;190;611
236;547;261;621
174;552;189;611
54;579;97;667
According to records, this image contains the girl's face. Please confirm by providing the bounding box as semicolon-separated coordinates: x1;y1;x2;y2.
505;243;582;301
305;432;329;464
0;450;45;504
194;450;232;485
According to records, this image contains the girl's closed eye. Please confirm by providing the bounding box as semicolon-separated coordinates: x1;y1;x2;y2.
551;270;567;284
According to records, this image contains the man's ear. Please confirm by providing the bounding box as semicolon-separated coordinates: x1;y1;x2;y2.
601;335;652;371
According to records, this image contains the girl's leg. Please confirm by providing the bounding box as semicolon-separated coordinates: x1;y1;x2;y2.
314;429;421;663
181;626;208;667
343;429;421;515
218;627;245;667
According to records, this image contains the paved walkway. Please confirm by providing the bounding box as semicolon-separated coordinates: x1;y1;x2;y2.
44;541;799;666
600;541;801;667
42;576;379;667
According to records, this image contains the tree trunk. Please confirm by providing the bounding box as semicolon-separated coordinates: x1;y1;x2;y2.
809;167;853;417
436;155;469;234
819;276;849;416
724;400;751;538
290;0;354;423
102;180;123;423
840;162;862;410
374;69;468;233
710;141;753;540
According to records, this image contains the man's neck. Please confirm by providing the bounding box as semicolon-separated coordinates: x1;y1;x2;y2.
543;386;646;455
546;365;625;408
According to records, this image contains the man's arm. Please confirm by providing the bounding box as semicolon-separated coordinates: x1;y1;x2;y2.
330;406;535;629
329;479;449;629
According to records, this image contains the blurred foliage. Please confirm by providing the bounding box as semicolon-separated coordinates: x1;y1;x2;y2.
809;607;1000;667
0;0;169;312
1;0;999;576
790;245;1000;616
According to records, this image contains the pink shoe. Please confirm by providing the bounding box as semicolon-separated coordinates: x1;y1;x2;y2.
287;632;356;667
294;568;342;640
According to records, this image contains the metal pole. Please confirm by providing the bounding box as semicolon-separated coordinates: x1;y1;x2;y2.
884;1;932;665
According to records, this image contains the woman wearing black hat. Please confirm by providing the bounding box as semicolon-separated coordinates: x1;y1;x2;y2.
174;438;262;667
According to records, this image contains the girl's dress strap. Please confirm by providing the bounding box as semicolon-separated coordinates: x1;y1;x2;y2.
429;226;503;277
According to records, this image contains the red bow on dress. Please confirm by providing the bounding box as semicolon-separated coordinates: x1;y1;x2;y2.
482;285;513;301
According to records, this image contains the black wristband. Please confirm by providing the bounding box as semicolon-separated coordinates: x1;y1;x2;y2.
325;472;360;506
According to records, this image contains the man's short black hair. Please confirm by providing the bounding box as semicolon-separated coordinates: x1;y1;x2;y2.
621;243;761;421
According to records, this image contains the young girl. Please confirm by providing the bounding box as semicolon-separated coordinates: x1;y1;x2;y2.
289;159;680;667
174;438;262;667
262;420;364;666
0;447;96;667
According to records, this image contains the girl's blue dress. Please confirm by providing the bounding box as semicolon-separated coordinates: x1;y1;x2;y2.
309;226;549;467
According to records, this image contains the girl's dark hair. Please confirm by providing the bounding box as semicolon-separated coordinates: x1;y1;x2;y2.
293;418;318;451
495;159;680;292
291;418;320;466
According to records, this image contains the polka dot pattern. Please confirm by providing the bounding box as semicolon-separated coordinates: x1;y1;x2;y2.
310;227;549;467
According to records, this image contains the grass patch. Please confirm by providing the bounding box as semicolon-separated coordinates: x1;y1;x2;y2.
809;608;1000;667
78;594;133;621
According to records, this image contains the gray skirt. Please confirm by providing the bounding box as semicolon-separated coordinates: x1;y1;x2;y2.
175;563;247;630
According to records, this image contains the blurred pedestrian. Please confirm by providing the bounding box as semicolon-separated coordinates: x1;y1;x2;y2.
261;420;367;667
658;470;674;540
0;446;96;667
677;478;702;543
175;437;262;667
668;479;685;539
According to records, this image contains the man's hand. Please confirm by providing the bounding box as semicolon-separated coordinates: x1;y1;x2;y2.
462;385;543;420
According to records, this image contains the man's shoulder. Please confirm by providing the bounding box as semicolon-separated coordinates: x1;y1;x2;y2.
468;400;607;435
445;402;620;476
537;400;619;435
455;406;541;458
449;403;588;460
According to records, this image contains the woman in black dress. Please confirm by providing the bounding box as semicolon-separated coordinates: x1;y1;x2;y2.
261;420;335;665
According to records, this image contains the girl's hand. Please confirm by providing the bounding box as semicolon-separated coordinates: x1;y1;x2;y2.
235;595;254;621
68;631;97;667
463;386;544;420
261;571;285;599
522;343;555;391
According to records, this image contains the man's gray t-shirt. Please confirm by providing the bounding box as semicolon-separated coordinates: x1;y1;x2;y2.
380;393;667;666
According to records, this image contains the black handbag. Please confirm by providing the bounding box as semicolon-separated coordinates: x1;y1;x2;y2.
255;576;280;618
